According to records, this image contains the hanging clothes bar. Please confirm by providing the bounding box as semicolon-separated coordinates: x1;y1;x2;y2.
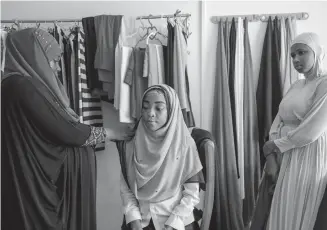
211;14;261;23
260;12;309;21
1;19;81;23
211;12;309;24
136;13;191;20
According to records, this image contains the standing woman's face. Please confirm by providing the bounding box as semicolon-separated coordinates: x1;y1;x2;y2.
142;90;168;131
291;43;315;74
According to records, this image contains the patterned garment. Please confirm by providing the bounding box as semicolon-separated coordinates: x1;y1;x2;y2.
77;28;105;151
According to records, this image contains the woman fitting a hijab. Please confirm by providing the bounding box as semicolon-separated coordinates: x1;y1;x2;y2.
117;84;204;230
251;32;327;230
1;28;133;230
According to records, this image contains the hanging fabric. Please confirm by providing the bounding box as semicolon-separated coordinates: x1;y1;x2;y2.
224;22;231;75
279;17;287;94
256;17;282;169
165;22;175;87
242;17;261;227
114;16;136;123
1;29;7;74
126;48;148;120
234;17;245;200
143;43;165;86
77;28;105;151
56;25;68;95
282;17;300;95
229;18;240;178
82;16;102;92
67;31;80;115
94;15;123;101
212;19;244;230
172;21;195;127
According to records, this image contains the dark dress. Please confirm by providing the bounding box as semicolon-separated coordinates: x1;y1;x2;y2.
1;75;97;230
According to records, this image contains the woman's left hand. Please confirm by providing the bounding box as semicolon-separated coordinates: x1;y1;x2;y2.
263;140;280;157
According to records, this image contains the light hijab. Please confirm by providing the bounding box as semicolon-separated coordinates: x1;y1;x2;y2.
125;84;202;202
3;28;78;121
291;32;327;79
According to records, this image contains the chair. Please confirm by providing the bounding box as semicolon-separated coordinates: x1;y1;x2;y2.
190;128;215;230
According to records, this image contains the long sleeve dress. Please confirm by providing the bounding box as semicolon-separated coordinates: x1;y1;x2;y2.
1;74;106;230
266;76;327;230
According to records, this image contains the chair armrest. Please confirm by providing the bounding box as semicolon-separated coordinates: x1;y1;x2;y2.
200;139;215;230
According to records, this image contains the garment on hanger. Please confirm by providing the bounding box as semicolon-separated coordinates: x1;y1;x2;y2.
68;31;79;115
165;21;175;88
173;22;195;128
94;15;123;100
124;48;148;120
77;28;105;151
82;16;101;92
56;25;68;94
143;43;165;87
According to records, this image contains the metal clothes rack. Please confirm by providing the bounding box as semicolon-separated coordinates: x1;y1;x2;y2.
136;13;191;20
1;19;81;24
136;9;191;20
211;12;309;23
0;10;191;24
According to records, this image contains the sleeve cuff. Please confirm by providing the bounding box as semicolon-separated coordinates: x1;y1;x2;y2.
125;209;142;225
165;214;185;230
274;136;296;153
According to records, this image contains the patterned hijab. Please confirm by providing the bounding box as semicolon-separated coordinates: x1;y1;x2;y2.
125;84;202;202
291;32;327;79
3;28;78;121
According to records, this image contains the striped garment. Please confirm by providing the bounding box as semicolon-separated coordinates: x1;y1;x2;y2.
77;29;105;152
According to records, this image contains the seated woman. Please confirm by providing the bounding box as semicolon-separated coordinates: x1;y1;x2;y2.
117;84;204;230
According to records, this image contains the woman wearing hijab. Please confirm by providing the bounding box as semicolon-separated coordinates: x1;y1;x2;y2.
117;85;204;230
1;28;132;230
251;32;327;230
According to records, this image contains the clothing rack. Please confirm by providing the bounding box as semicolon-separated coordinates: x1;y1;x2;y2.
1;19;82;24
211;12;309;23
1;10;191;24
136;13;191;20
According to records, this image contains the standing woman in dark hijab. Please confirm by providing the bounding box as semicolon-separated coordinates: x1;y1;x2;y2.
1;28;133;230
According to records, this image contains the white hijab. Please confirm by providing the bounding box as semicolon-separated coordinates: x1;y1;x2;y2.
291;32;326;79
125;84;202;202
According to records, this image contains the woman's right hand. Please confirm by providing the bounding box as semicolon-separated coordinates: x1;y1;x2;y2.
265;154;279;183
130;220;142;230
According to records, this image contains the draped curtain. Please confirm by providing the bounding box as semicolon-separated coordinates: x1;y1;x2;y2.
211;16;261;230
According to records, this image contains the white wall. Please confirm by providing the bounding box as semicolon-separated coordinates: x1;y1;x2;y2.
201;0;327;131
1;1;201;230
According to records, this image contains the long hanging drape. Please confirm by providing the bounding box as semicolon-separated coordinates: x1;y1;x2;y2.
229;18;240;178
256;16;282;169
235;17;245;200
212;19;244;230
242;17;261;228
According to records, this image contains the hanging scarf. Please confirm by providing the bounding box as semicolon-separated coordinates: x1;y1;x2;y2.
3;27;78;121
125;84;202;202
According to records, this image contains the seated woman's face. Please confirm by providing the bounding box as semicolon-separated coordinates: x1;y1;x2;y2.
142;90;168;131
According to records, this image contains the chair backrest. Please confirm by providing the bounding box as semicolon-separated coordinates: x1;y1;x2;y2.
190;128;215;230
